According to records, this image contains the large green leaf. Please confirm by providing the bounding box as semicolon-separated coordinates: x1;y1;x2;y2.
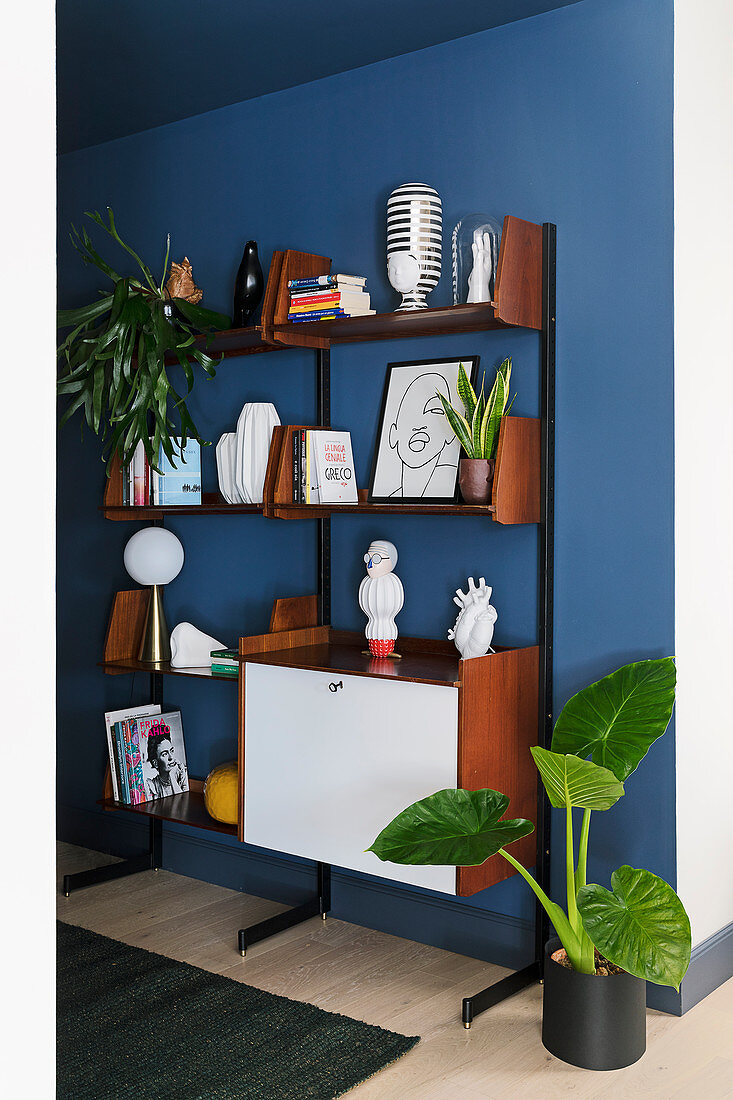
457;361;477;420
531;747;624;810
436;392;473;455
368;788;534;866
552;658;676;781
174;298;231;332
577;865;691;989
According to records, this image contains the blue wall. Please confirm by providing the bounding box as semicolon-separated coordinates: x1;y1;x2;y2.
57;0;675;974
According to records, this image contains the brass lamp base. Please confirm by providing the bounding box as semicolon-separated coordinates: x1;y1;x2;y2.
138;584;171;665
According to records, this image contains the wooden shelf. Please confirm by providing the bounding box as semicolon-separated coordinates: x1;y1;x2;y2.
271;500;497;519
267;301;516;346
265;417;540;524
164;325;280;363
99;782;237;836
101;657;238;681
103;491;263;521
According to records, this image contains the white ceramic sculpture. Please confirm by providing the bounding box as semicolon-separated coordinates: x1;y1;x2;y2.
358;539;404;657
170;622;228;668
216;432;238;503
448;577;497;659
387;183;442;311
234;402;280;504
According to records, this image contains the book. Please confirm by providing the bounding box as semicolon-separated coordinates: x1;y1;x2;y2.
130;710;189;803
287;308;346;322
289;290;371;306
289;297;371;314
311;430;358;504
300;429;307;502
132;441;146;506
113;721;131;803
287;274;367;289
104;704;161;802
210;648;239;670
126;718;147;805
292;428;301;503
305;430;319;504
153;438;202;505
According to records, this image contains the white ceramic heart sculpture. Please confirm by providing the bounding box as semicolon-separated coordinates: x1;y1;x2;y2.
235;402;280;504
447;577;497;659
170;622;227;668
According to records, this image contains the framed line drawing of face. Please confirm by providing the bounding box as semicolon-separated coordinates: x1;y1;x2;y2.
368;356;480;504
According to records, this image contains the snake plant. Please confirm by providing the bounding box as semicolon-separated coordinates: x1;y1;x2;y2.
57;208;231;473
436;357;515;460
370;658;691;990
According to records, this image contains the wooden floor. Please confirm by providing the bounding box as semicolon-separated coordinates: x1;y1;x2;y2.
57;843;733;1099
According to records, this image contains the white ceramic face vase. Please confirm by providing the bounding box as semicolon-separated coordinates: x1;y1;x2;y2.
387;253;420;296
448;577;497;659
169;622;227;669
358;540;404;656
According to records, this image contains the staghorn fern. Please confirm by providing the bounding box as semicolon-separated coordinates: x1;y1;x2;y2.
437;357;515;459
57;208;232;474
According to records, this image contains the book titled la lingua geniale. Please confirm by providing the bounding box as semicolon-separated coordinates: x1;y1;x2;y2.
292;429;358;504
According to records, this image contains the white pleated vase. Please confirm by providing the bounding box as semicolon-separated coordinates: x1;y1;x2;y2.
235;402;280;504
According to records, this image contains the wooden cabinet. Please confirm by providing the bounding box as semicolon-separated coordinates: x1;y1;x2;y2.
237;627;539;896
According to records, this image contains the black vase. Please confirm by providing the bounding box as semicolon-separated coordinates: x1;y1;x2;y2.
542;939;647;1070
233;240;264;327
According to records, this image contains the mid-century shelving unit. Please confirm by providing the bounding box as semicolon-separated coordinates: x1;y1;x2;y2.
64;214;556;1028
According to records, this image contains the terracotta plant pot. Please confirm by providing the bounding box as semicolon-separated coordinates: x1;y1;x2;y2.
458;458;495;504
541;939;646;1070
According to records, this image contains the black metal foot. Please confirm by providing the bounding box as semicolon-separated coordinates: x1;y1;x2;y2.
237;862;331;955
62;854;153;896
461;961;540;1027
62;818;163;896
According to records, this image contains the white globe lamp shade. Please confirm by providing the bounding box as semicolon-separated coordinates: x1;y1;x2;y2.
124;528;184;586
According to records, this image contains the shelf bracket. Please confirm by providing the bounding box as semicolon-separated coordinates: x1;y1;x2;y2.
62;817;163;896
237;862;331;956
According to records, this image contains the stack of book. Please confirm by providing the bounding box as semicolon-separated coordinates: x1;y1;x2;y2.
291;428;358;504
210;649;239;677
104;705;189;805
287;274;374;323
122;438;202;506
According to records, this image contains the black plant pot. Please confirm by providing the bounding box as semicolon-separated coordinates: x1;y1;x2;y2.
233;240;264;327
542;939;646;1070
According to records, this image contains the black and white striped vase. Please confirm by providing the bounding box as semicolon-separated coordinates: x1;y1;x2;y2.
386;183;442;311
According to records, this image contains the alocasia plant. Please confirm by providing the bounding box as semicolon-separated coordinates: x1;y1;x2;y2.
369;658;691;989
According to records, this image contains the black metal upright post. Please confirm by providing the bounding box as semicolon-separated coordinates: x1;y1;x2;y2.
535;222;556;972
460;223;556;1027
317;347;332;626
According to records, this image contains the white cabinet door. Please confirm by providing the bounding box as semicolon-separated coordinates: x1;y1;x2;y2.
244;663;458;894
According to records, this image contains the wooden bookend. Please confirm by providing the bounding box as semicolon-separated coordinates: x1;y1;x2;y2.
258;250;285;344
272;250;332;349
456;645;540;895
269;594;320;632
492;417;541;525
238;624;330;656
103;453;124;509
262;425;286;517
493;215;542;330
272;425;326;506
103;589;150;665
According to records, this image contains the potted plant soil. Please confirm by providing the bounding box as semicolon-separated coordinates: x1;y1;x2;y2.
435;358;515;504
369;658;691;1070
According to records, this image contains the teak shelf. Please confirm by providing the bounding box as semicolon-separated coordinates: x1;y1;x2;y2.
85;214;556;1030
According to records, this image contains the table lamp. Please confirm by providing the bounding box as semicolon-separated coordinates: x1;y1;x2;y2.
123;527;184;665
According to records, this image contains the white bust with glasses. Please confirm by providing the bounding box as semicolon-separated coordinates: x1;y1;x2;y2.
358;540;404;658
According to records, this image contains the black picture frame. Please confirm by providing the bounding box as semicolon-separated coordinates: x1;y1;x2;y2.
367;355;480;504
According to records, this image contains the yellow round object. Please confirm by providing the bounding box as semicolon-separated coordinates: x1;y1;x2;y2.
203;761;239;825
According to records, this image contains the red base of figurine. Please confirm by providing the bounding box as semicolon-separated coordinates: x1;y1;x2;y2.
368;639;396;657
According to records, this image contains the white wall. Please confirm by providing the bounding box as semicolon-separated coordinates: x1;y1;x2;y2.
0;0;56;1092
675;0;733;946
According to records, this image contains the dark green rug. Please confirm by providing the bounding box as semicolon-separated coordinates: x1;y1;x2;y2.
58;921;419;1100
